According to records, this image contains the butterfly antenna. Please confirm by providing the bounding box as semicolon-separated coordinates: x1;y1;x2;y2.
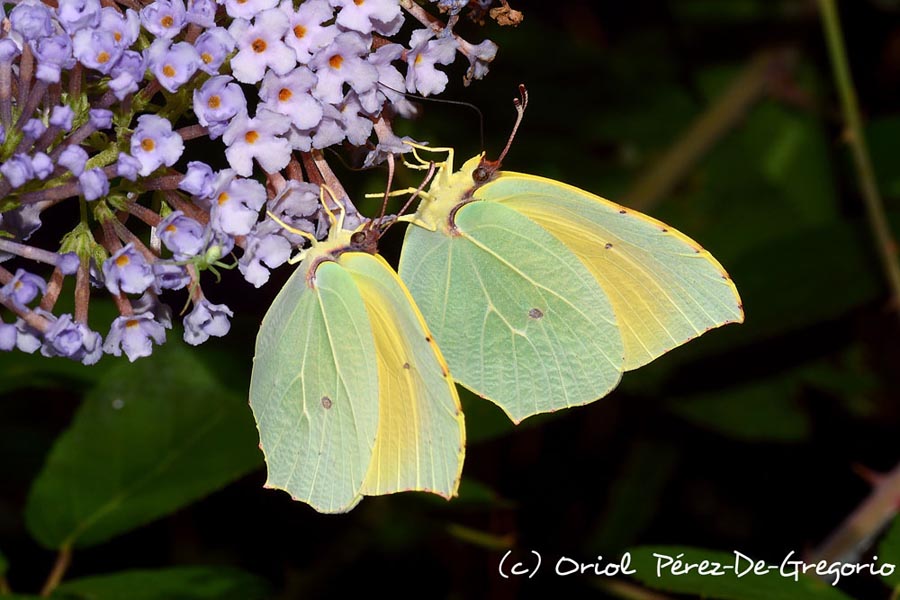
377;81;485;151
495;84;529;166
379;160;437;238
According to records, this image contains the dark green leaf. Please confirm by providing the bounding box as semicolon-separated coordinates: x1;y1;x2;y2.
25;343;262;549
590;440;679;552
669;377;811;442
877;516;900;588
52;567;269;600
628;546;855;600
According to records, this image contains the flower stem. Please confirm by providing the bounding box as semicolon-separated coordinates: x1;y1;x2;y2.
40;545;72;597
818;0;900;311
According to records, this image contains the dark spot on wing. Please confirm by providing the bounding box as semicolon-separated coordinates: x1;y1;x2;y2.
321;396;333;409
661;228;668;232
402;362;410;369
425;336;432;342
528;308;544;319
619;209;626;214
604;242;613;250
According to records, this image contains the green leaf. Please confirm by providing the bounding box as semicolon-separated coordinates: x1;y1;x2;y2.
25;343;262;549
669;376;811;442
51;567;269;600
627;546;855;600
877;516;900;588
0;351;101;394
590;441;679;553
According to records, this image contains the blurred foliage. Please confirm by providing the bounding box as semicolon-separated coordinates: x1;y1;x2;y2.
4;0;900;598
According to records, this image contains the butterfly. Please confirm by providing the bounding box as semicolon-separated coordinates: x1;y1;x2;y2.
396;89;744;424
249;189;465;513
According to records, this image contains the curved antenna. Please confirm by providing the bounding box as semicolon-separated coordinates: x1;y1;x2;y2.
377;81;485;151
495;84;529;166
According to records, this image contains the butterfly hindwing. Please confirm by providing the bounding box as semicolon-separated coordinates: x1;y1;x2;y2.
400;200;624;423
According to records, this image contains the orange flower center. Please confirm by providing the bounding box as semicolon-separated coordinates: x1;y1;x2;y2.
252;38;267;53
329;54;343;69
245;130;259;144
141;138;155;152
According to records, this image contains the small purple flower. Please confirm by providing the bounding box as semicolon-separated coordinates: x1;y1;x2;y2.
0;40;21;64
99;7;141;50
193;76;248;139
50;105;75;131
104;313;167;361
0;322;16;351
194;27;236;75
130;114;184;176
1;269;47;306
31;152;53;179
14;318;43;354
79;167;110;201
58;253;80;275
22;118;47;140
222;109;292;176
187;0;218;27
280;0;337;63
102;243;155;295
1;155;35;188
183;298;233;345
337;94;374;145
330;0;401;36
361;42;409;114
461;38;498;83
30;34;75;83
209;173;267;236
140;0;187;39
406;29;458;97
109;51;147;100
42;314;103;365
310;31;378;105
116;152;142;181
10;2;55;40
57;0;102;33
73;28;124;75
223;0;278;20
179;162;216;197
157;210;205;258
89;109;114;130
147;39;202;93
229;9;296;84
152;262;191;291
260;66;323;129
58;145;89;176
239;226;292;287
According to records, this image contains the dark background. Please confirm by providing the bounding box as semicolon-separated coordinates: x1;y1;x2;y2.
4;1;900;598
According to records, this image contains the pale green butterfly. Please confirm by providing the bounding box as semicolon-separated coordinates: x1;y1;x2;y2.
396;89;744;424
249;188;465;513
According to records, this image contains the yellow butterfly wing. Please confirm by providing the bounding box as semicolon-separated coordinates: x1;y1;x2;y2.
339;252;465;500
480;172;744;370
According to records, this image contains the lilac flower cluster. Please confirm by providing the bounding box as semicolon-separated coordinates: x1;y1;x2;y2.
0;0;510;363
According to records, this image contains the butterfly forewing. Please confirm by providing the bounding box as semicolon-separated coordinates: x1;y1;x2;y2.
482;173;744;370
340;252;465;499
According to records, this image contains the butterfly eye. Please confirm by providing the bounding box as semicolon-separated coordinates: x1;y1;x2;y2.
472;166;490;184
351;231;367;245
